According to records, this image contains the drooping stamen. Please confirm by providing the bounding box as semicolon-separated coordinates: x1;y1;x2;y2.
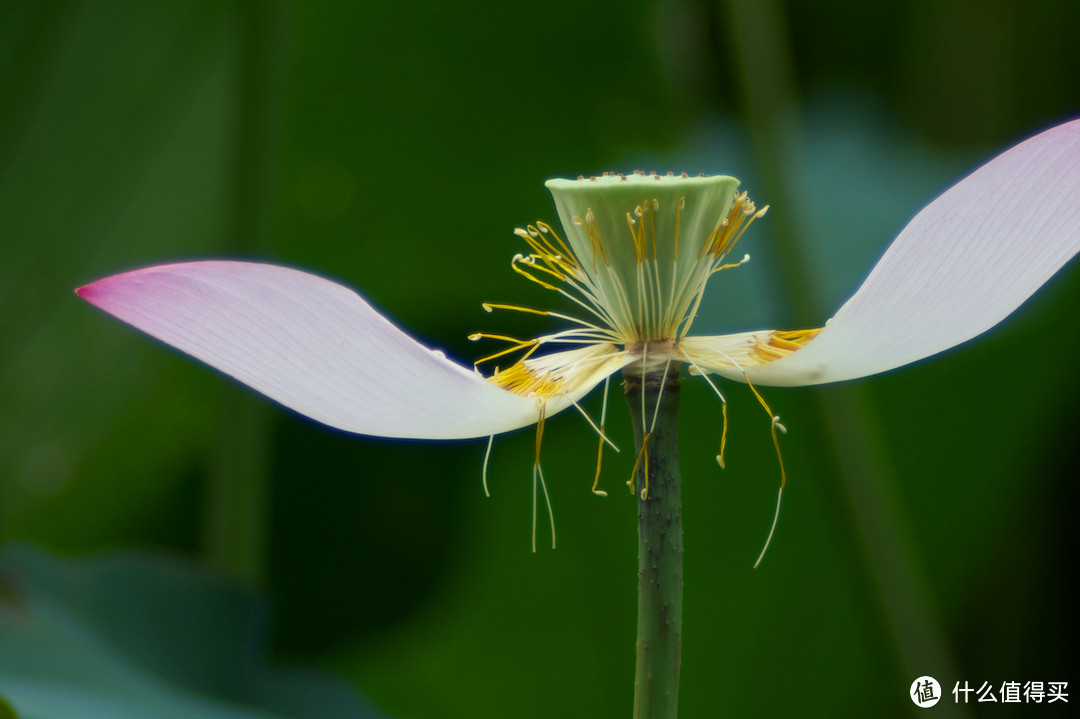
625;347;676;500
742;374;787;568
567;395;619;453
718;403;729;469
482;434;495;498
630;431;651;500
754;486;783;570
531;405;557;552
685;342;788;565
592;375;612;497
676;347;730;468
741;374;787;487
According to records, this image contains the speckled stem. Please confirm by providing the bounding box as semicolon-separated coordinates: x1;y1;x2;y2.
625;366;683;719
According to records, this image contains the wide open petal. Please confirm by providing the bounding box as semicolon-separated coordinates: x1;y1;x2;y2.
720;119;1080;387
77;261;581;439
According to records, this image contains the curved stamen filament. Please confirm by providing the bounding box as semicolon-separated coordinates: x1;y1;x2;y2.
630;432;651;499
482;434;495;498
531;406;557;552
739;368;787;568
592;375;612;496
469;334;540;367
677;347;729;468
682;342;787;566
510;259;561;291
535;221;579;269
711;253;751;275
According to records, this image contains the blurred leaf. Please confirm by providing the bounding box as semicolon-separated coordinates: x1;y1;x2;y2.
0;544;384;719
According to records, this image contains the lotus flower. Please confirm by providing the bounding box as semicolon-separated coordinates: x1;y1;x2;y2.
77;120;1080;486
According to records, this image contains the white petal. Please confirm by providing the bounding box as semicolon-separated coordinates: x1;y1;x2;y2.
76;261;564;439
729;119;1080;387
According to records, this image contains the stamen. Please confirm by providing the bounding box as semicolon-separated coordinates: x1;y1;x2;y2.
742;374;787;492
676;347;729;468
568;395;619;452
750;328;822;362
591;375;612;497
535;221;578;269
482;434;494;497
718;402;728;469
482;303;548;317
508;244;627;331
470;335;540;367
744;374;786;567
627;209;645;264
531;406;557;552
580;209;607;269
674;196;685;259
753;485;783;570
510;257;560;291
701;191;768;262
711;253;751;275
484;303;615;336
630;432;651;499
688;343;787;564
649;199;659;260
649;359;674;432
532;462;556;552
628;345;651;499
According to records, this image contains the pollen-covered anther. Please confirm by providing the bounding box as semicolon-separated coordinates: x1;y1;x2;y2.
702;191;770;262
750;328;823;362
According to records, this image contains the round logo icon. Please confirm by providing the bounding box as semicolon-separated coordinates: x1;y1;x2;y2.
911;676;942;708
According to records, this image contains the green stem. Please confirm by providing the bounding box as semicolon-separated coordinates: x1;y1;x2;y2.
204;0;286;586
626;367;683;719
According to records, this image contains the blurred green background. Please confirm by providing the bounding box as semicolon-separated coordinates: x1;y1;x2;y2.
2;0;1078;716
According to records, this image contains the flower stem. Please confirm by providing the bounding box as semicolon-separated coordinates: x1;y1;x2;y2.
625;366;683;719
204;0;285;586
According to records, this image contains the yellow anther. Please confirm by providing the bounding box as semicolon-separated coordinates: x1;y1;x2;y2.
472;335;540;368
482;303;551;317
718;402;729;469
629;431;651;498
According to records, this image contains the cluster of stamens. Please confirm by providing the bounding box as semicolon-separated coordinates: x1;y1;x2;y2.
470;178;818;562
